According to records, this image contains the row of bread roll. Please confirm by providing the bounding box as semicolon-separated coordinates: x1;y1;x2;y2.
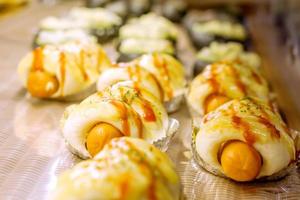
117;13;179;62
97;53;187;112
50;137;181;200
60;53;185;159
187;46;297;182
18;41;186;112
183;9;247;49
34;7;122;47
51;51;182;198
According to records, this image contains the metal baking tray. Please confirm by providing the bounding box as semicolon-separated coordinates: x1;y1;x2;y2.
0;0;299;199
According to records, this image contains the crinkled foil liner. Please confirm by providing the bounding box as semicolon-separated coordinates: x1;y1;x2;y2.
153;118;180;152
65;117;180;159
165;94;184;113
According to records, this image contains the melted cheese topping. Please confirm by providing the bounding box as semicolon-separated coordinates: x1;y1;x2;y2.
187;61;269;116
195;98;295;178
18;42;111;98
50;137;180;200
136;53;186;102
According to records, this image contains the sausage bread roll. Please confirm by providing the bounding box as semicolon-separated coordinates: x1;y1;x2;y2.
162;0;187;22
61;81;170;159
183;9;247;49
192;98;296;182
50;137;181;200
119;13;178;41
118;13;178;61
187;61;269;116
33;29;97;48
68;7;122;41
118;38;175;62
18;42;111;100
97;53;186;112
136;53;186;104
34;7;122;46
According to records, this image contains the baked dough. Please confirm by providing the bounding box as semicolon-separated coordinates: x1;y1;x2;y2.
50;137;181;200
193;98;296;180
61;81;168;158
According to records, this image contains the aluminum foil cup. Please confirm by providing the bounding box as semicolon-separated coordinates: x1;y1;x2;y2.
165;94;184;113
153;118;180;152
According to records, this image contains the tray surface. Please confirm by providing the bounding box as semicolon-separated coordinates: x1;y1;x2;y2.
0;1;299;200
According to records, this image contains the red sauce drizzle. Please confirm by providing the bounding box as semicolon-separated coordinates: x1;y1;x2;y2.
232;115;256;145
258;116;281;139
79;50;88;80
128;65;157;122
153;54;173;99
134;65;141;92
132;110;143;138
251;71;262;84
149;72;164;102
110;100;130;136
32;47;44;71
229;65;246;94
59;52;66;96
119;173;129;200
140;98;156;122
203;64;222;111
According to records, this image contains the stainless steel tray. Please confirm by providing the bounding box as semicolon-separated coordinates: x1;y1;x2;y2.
0;1;299;199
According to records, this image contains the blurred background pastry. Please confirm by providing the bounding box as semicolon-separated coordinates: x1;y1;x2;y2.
117;13;178;61
86;0;151;17
193;41;261;76
183;9;248;49
33;7;122;47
